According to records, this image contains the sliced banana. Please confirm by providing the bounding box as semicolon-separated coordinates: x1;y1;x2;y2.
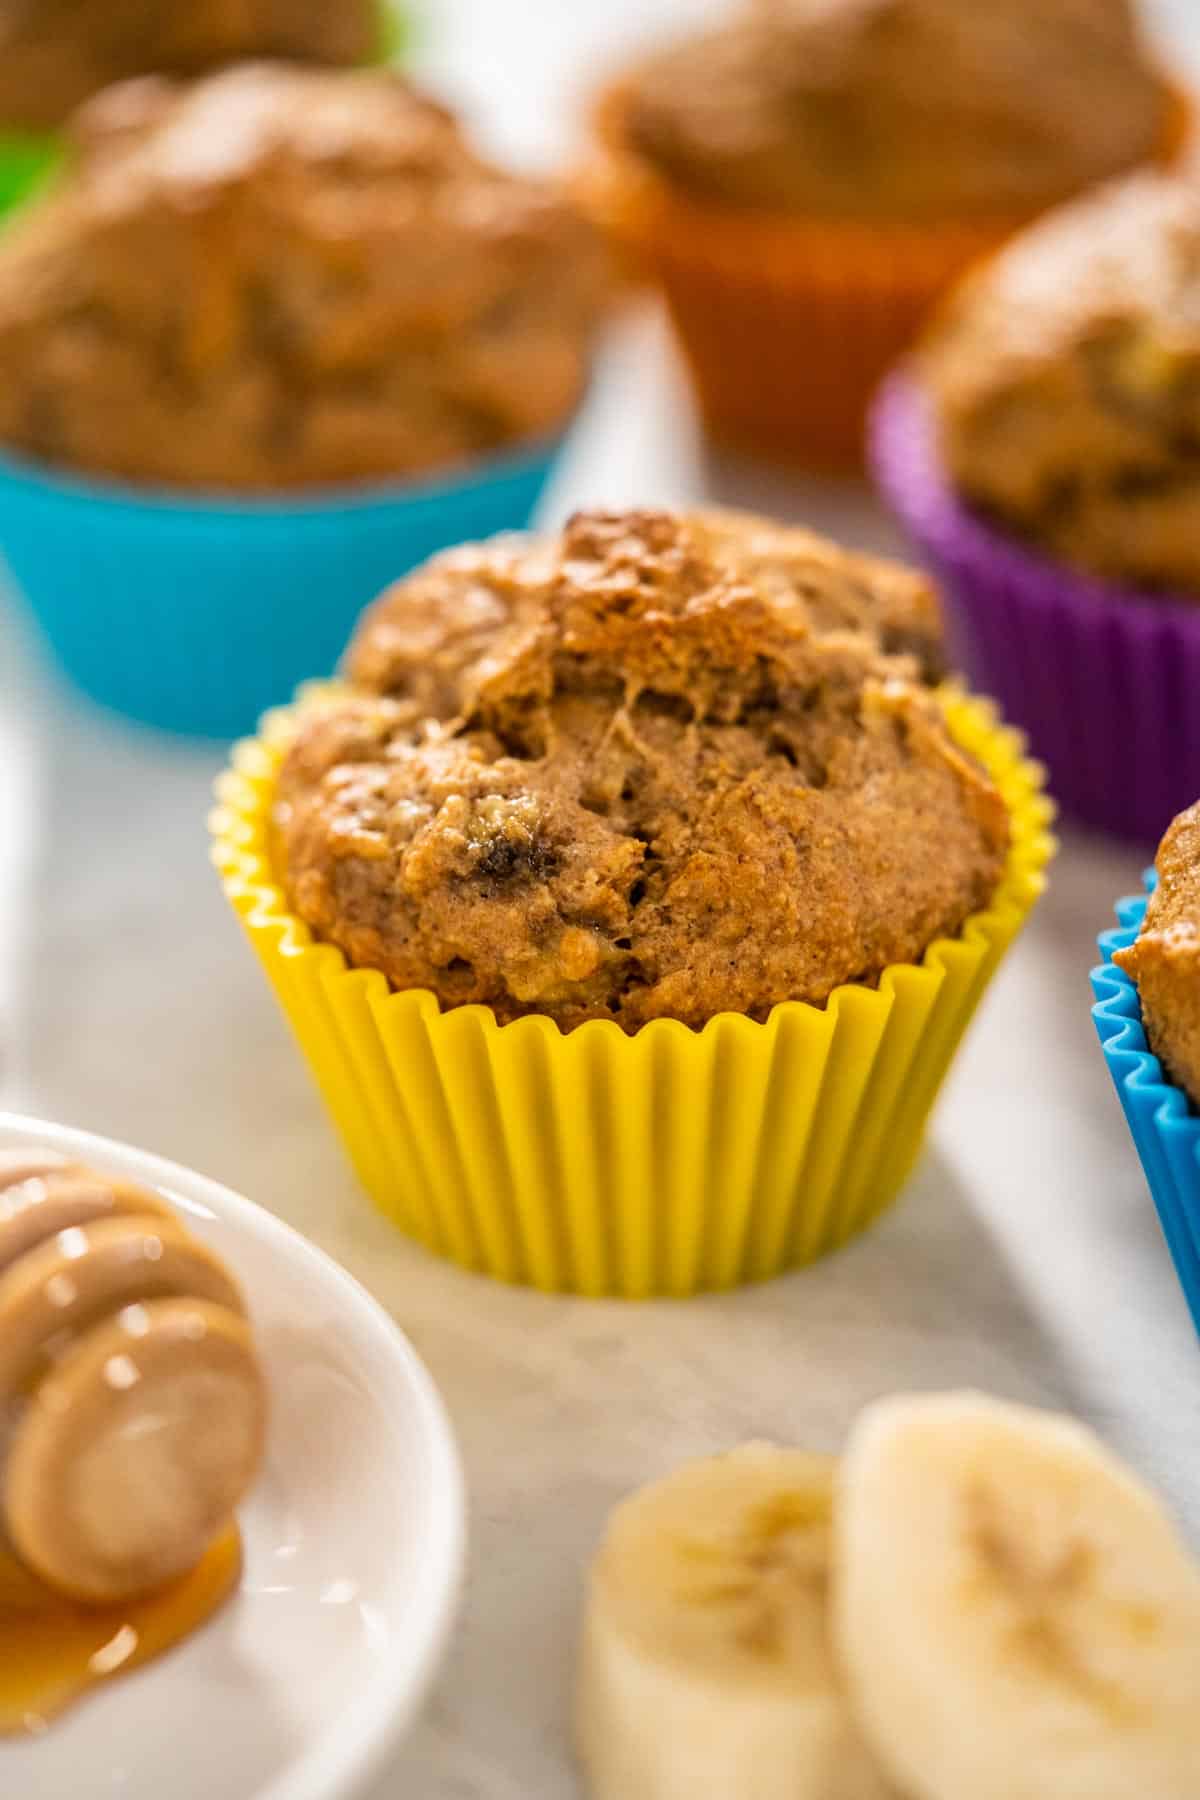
834;1391;1200;1800
577;1443;894;1800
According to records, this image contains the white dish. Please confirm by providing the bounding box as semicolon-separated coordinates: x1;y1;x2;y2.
0;1113;466;1800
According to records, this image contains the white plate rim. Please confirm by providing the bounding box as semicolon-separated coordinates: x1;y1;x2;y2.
0;1110;467;1800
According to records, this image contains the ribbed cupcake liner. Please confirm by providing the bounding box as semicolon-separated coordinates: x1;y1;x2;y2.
580;85;1192;472
0;436;564;739
210;688;1053;1298
1092;880;1200;1337
871;373;1200;845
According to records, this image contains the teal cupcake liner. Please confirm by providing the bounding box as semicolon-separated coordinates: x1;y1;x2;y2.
1092;876;1200;1336
0;434;566;739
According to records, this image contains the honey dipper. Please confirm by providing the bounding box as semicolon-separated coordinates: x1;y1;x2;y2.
0;1150;265;1603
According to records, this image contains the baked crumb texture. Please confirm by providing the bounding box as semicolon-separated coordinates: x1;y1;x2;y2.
277;508;1010;1033
0;0;380;129
0;64;604;489
622;0;1170;223
1115;801;1200;1106
922;173;1200;594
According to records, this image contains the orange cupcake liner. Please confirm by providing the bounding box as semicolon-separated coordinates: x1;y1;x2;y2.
580;83;1193;471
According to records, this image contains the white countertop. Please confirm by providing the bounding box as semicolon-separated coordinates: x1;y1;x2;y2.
2;5;1198;1796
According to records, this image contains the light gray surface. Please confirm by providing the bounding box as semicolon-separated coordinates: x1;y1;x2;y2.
1;5;1198;1797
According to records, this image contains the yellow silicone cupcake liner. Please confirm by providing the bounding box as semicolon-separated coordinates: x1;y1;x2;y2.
211;688;1053;1297
580;84;1193;470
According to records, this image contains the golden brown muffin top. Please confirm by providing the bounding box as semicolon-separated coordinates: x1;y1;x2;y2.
344;506;948;704
0;0;379;130
0;64;604;491
620;0;1172;223
276;509;1008;1033
1114;801;1200;1106
921;172;1200;593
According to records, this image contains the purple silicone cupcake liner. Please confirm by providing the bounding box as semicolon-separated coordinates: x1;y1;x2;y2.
869;371;1200;845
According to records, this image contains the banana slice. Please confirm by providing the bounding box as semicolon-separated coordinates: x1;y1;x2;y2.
834;1391;1200;1800
577;1443;894;1800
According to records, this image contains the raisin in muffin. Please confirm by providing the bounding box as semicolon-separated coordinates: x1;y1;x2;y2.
920;172;1200;593
1114;801;1200;1104
621;0;1172;224
0;64;604;490
0;0;381;131
275;509;1008;1033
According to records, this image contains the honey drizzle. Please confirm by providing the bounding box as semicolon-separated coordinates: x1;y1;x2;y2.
0;1528;241;1736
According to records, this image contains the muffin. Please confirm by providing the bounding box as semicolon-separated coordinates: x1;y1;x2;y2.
0;0;384;131
872;170;1200;842
582;0;1184;468
1093;810;1200;1337
277;509;1003;1032
0;0;398;222
0;64;602;489
923;174;1200;593
214;508;1053;1294
1113;801;1200;1103
0;64;606;735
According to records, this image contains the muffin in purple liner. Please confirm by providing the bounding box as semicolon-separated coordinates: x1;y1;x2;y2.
870;373;1200;844
870;171;1200;845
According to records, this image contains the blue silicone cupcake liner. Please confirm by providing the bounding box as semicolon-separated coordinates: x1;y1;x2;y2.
0;436;564;739
1092;876;1200;1336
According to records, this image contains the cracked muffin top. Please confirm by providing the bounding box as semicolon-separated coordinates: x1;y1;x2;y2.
619;0;1172;223
1114;801;1200;1106
342;505;948;703
921;173;1200;593
0;64;604;490
275;509;1008;1033
0;0;381;131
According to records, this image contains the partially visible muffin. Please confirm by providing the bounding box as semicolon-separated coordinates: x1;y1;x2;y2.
276;509;1007;1033
0;64;604;490
921;173;1200;593
622;0;1172;223
1114;801;1200;1104
0;0;380;131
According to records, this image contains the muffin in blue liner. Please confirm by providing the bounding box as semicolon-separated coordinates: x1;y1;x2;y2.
0;62;605;738
0;436;564;739
1092;876;1200;1336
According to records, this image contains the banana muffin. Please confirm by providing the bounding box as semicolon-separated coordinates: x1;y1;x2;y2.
1114;801;1200;1104
0;63;604;490
275;509;1008;1033
920;172;1200;593
0;0;381;131
621;0;1173;224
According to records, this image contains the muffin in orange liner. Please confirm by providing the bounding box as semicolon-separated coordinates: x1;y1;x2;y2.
580;80;1191;471
211;684;1052;1299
